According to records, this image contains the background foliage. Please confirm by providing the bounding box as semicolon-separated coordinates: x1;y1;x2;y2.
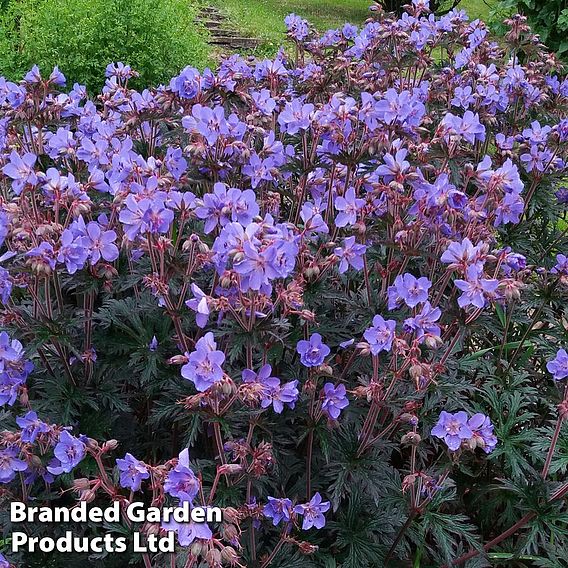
0;0;210;92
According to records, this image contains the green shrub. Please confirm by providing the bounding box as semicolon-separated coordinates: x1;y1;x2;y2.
0;0;211;92
496;0;568;57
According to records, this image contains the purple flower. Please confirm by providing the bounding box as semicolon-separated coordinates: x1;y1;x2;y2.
26;242;56;272
195;183;259;233
185;284;210;328
321;383;349;420
2;151;37;194
334;236;367;274
451;85;475;109
82;222;119;264
270;379;300;413
16;411;50;444
0;447;27;483
372;88;425;128
363;315;396;355
182;104;243;146
297;333;330;367
480;158;524;194
547;349;568;381
301;202;329;234
440;238;483;270
164;147;187;180
387;273;431;309
170;66;202;99
501;250;526;275
251;89;277;115
551;254;568;276
441;111;486;144
431;411;473;451
334;188;364;227
413;173;467;211
116;453;150;491
119;196;174;240
106;62;135;80
0;375;21;407
148;336;159;352
278;99;314;134
0;331;33;398
454;265;499;309
0;211;10;247
285;13;309;41
49;66;66;86
0;553;9;568
556;187;568;205
164;448;200;502
57;229;89;274
263;497;293;526
520;145;552;173
294;492;330;530
47;430;86;475
181;332;225;392
0;340;19;366
467;413;497;453
375;148;410;183
233;241;280;292
0;266;12;304
404;302;441;342
244;365;299;413
162;517;212;546
495;193;524;226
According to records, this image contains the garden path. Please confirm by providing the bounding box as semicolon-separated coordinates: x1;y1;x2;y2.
196;5;260;54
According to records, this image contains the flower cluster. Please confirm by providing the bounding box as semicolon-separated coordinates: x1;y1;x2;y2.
431;410;497;453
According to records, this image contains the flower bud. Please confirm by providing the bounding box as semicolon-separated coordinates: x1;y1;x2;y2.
465;437;477;451
218;464;242;475
399;413;417;424
168;354;189;365
223;507;241;524
79;489;97;503
19;386;29;406
30;455;44;469
73;478;91;491
221;546;240;565
424;334;443;349
102;439;119;452
220;274;233;288
221;524;240;543
401;432;421;446
318;363;333;376
297;542;318;554
409;364;423;380
205;548;222;567
190;542;204;557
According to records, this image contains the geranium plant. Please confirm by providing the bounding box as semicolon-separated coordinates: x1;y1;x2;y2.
1;1;568;566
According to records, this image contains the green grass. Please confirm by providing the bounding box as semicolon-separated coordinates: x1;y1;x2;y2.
210;0;370;54
211;0;499;56
461;0;495;22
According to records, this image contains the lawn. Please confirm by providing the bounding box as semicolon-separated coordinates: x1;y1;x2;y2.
209;0;370;51
211;0;499;54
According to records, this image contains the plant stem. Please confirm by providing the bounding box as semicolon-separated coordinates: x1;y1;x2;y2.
384;510;418;566
306;429;314;498
445;480;568;566
542;385;568;479
259;536;285;568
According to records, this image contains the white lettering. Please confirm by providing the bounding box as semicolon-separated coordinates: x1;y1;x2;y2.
10;502;26;522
